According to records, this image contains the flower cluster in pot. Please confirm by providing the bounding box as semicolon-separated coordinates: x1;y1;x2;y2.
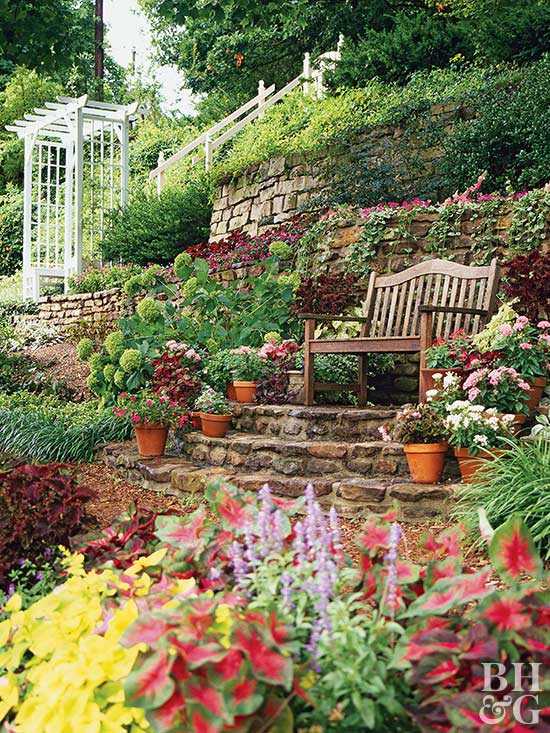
113;390;192;429
379;403;448;483
229;337;300;403
194;386;233;437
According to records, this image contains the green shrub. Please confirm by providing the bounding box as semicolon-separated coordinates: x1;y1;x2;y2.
0;392;132;462
67;263;146;294
100;174;213;265
0;186;23;276
455;438;550;559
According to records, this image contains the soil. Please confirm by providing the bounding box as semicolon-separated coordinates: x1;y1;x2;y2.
26;342;91;400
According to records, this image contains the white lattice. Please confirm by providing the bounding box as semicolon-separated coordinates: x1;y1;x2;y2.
7;96;141;300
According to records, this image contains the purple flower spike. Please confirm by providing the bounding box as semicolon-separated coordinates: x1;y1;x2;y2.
383;521;403;616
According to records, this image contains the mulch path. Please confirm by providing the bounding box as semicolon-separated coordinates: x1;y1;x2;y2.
26;342;90;400
72;462;473;566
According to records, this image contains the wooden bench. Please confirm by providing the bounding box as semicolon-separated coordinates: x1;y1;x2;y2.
301;258;500;405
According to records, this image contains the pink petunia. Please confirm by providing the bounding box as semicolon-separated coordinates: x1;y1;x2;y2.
468;387;481;401
513;316;529;331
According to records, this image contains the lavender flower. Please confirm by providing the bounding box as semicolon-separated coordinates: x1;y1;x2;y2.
280;572;294;612
44;548;52;559
328;506;342;551
383;521;403;616
229;541;248;588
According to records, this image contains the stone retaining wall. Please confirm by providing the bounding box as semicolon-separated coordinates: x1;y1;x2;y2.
33;288;124;329
209;103;465;240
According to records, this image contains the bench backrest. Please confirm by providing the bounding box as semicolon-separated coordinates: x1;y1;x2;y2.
363;258;500;339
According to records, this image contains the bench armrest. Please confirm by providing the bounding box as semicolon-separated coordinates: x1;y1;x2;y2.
418;305;488;317
298;313;370;323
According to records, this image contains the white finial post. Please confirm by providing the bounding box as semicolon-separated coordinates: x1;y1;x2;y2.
258;79;266;117
157;151;165;197
302;52;311;95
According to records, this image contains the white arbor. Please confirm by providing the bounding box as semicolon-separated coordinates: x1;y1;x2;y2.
7;96;141;300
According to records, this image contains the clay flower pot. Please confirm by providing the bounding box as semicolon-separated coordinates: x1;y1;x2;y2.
523;376;547;412
191;411;202;430
200;412;232;438
134;423;169;458
421;367;464;393
403;442;448;484
233;381;257;404
454;446;504;483
226;381;237;401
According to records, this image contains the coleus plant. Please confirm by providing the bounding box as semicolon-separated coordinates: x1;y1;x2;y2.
356;512;550;733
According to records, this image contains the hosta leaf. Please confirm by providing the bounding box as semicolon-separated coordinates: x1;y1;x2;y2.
489;515;543;583
124;649;175;709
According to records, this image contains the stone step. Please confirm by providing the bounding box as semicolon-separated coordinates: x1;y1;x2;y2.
97;441;459;522
181;430;411;478
231;403;398;442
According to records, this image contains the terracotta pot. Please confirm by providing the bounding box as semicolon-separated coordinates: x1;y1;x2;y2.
421;367;464;393
403;442;448;484
134;423;168;458
191;411;202;430
226;381;237;401
200;412;232;438
523;376;547;412
453;446;504;483
233;381;257;404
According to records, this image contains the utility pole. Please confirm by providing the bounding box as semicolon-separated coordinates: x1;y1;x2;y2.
95;0;104;100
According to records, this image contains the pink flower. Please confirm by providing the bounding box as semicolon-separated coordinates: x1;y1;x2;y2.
499;324;514;336
378;426;391;443
519;381;531;392
145;399;153;407
468;387;481;401
537;321;550;329
540;333;550;345
513;316;529;331
519;342;533;350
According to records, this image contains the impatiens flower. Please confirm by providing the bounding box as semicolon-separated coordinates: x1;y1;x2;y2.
468;387;481;401
481;597;530;631
378;425;391;442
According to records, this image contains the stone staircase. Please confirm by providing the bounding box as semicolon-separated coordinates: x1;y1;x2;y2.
98;403;460;522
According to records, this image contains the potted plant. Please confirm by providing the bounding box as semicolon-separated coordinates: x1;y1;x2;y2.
231;351;270;403
113;391;191;458
422;329;470;391
195;387;233;438
461;366;531;428
379;403;448;484
491;317;550;411
202;349;243;401
443;401;515;482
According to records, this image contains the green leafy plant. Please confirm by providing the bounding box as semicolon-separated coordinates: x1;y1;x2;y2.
0;185;24;276
230;350;270;382
67;263;146;294
0;391;132;462
380;403;446;444
455;437;550;559
425;329;471;368
0;548;65;615
100;175;213;265
202;349;242;392
194;386;231;415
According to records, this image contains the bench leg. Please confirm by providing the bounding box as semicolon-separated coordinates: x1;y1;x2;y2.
419;311;433;402
358;355;368;407
304;319;315;406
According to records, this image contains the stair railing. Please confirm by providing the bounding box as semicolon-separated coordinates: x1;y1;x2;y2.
150;36;343;193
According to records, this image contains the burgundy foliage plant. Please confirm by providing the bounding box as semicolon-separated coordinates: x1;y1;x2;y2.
291;272;361;315
502;250;550;320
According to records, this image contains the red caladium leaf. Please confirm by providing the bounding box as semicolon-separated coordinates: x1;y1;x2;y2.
404;569;491;618
356;524;390;553
231;678;264;716
171;639;229;668
145;688;185;732
187;680;225;718
212;649;243;680
396;560;420;583
423;658;459;685
489;515;543;583
121;616;171;648
154;509;207;551
234;625;293;688
190;710;221;733
124;649;175;709
481;596;531;632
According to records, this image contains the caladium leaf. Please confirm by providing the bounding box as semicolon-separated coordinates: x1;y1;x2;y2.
489;515;542;583
121;615;172;648
154;509;207;553
404;568;491;618
145;688;185;732
124;649;175;709
231;677;264;716
186;680;226;718
234;625;293;688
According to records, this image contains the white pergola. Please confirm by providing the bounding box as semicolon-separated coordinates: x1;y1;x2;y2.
7;96;141;300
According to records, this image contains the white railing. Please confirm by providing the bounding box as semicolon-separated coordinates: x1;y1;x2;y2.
150;36;344;193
